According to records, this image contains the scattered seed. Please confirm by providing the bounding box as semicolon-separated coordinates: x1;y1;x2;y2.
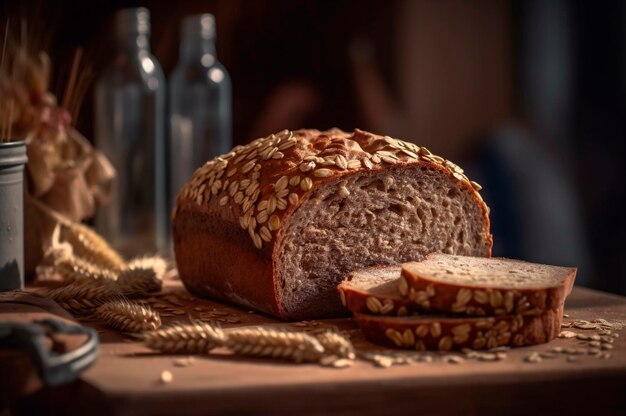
539;352;558;359
444;355;464;364
478;353;499;362
173;357;193;367
524;352;542;363
332;358;353;368
160;370;173;384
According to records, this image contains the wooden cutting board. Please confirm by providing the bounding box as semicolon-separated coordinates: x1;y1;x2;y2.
4;281;626;415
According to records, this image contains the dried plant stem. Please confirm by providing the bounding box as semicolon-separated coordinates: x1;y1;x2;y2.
312;330;356;359
69;65;93;122
41;279;118;314
1;19;9;75
143;321;226;354
97;299;161;333
61;48;82;112
225;327;324;363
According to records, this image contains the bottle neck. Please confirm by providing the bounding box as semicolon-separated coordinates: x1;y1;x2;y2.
179;36;217;65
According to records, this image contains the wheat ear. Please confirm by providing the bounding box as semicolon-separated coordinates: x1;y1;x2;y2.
97;298;161;332
225;327;325;363
143;321;226;354
41;279;118;314
28;195;127;271
54;254;119;282
60;221;127;271
116;268;162;295
312;330;356;359
128;256;168;280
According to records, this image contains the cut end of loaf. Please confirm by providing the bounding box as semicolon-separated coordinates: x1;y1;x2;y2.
403;254;576;290
276;165;492;319
343;266;403;296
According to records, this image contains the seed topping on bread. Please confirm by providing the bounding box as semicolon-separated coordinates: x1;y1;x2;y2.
174;129;487;250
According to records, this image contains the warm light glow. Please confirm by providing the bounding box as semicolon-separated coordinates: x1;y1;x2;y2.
201;54;215;67
141;56;155;73
210;68;224;83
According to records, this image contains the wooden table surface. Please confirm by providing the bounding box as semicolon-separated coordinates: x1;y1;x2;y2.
4;281;626;415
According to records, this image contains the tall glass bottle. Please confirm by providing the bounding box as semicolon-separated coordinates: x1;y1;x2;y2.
168;14;232;213
94;8;167;255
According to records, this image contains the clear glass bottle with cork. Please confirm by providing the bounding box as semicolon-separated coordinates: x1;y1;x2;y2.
94;7;167;255
168;14;232;215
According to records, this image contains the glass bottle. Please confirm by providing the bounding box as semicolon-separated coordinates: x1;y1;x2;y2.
94;8;167;255
168;14;232;214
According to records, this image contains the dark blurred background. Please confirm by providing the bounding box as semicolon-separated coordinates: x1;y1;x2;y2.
3;0;625;294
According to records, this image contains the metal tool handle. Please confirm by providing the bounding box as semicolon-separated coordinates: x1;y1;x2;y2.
0;318;99;386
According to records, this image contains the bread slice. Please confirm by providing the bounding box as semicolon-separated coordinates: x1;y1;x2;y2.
337;266;418;316
401;254;576;316
355;307;563;351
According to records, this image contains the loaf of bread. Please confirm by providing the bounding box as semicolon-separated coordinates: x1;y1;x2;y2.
173;129;492;319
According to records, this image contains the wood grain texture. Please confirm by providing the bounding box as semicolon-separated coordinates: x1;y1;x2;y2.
3;283;626;415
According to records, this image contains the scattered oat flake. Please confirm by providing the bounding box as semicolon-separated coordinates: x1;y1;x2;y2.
332;358;353;368
173;358;193;367
524;352;542;363
558;331;578;338
160;370;173;384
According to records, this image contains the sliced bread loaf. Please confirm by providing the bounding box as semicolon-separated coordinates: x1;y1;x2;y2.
401;254;576;316
354;307;563;351
174;129;493;319
337;266;418;316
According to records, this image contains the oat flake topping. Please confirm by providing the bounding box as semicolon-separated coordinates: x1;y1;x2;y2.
174;128;486;250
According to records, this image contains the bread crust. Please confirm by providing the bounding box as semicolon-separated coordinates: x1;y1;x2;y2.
173;129;492;319
355;307;563;351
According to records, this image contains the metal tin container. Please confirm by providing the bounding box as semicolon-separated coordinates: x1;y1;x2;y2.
0;141;27;291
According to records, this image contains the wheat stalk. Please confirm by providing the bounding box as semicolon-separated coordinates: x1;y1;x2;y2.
41;279;118;314
225;327;325;363
116;268;162;295
312;330;356;359
97;298;161;333
143;321;226;354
